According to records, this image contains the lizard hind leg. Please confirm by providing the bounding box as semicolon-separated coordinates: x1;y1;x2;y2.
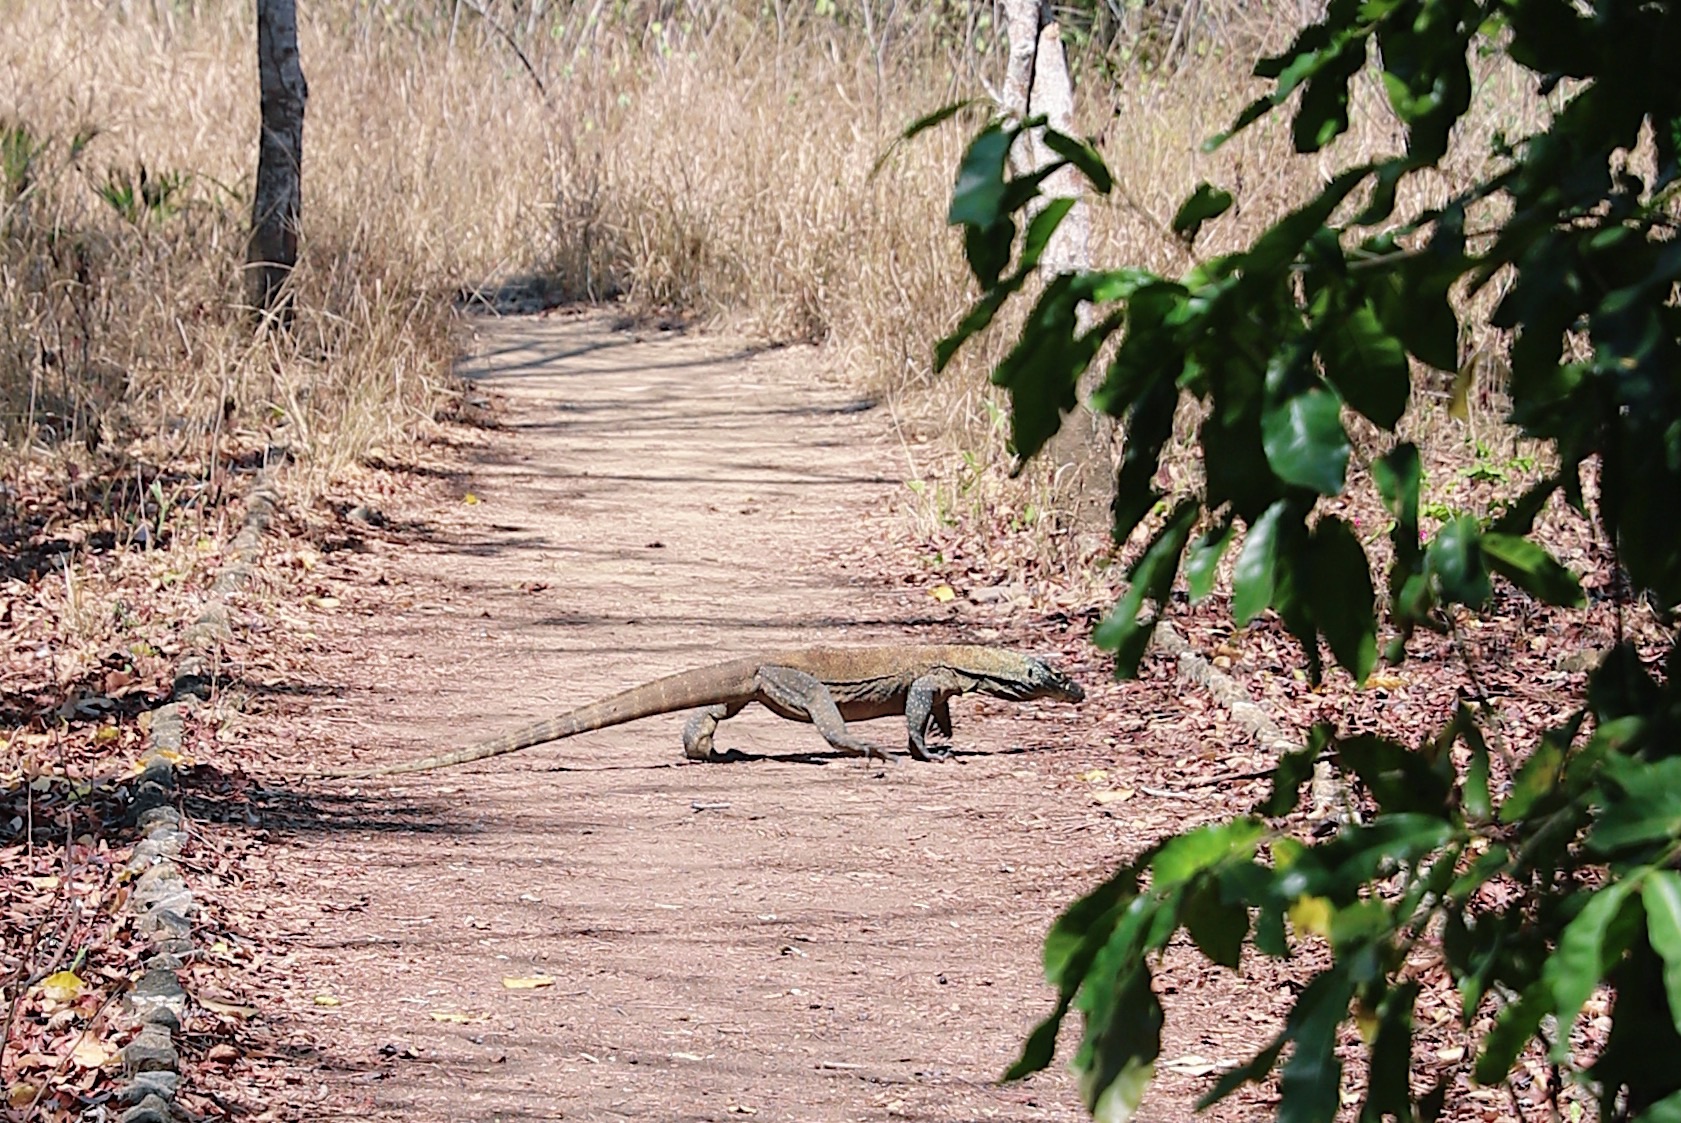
755;665;893;762
683;701;747;761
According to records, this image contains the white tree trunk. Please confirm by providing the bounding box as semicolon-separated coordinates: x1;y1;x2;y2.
998;0;1091;282
246;0;307;318
997;0;1108;508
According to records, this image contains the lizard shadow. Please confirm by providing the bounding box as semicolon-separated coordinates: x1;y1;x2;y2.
532;740;1070;773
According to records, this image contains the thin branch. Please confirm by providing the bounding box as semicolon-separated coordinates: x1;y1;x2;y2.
458;0;548;98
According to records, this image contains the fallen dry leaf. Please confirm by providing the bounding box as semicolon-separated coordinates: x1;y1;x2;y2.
70;1037;113;1069
36;970;82;1002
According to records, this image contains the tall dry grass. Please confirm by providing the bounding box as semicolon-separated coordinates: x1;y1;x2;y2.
1;0;1555;533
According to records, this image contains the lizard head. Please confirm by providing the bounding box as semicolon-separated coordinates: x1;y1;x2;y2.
990;653;1085;703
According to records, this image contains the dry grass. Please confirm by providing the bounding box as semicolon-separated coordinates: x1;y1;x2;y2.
1;0;1557;569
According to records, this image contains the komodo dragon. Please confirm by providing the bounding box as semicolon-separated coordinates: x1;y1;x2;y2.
324;644;1083;778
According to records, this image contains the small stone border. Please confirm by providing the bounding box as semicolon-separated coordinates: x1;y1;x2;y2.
1152;620;1341;819
117;469;279;1123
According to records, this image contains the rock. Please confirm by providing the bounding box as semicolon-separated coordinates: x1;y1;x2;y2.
118;1092;176;1123
120;1027;178;1074
119;1070;180;1103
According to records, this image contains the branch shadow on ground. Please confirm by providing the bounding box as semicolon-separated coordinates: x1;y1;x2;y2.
183;770;479;840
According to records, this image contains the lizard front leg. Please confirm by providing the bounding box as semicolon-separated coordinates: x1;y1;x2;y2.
904;678;955;761
756;665;893;762
683;701;747;761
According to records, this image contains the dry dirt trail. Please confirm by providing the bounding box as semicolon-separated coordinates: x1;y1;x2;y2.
237;311;1248;1122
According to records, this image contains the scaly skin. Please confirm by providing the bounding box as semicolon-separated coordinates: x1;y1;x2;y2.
319;644;1083;779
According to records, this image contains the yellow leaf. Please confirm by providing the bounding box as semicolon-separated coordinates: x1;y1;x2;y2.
1093;788;1136;805
929;584;956;603
70;1037;113;1069
1353;999;1380;1044
1366;674;1407;690
463;493;481;505
1080;769;1109;783
7;1082;37;1109
27;876;60;891
37;970;82;1002
1449;361;1475;421
313;994;341;1007
501;975;555;990
430;1011;491;1024
94;726;121;744
311;596;340;609
1287;895;1334;940
29;775;51;793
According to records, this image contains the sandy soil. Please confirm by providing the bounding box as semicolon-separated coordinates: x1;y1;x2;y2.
213;310;1266;1123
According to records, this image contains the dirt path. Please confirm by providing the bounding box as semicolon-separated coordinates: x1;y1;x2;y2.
223;311;1248;1122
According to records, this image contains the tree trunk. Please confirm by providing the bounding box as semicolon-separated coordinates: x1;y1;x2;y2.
998;0;1111;524
246;0;307;320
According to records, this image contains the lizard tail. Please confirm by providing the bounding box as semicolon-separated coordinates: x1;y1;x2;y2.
313;657;763;780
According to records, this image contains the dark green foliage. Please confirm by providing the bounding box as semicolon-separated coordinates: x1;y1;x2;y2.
934;0;1681;1117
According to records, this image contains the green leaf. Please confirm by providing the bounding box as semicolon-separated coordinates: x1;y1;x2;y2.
1367;254;1462;372
949;123;1012;227
1373;443;1421;545
1474;981;1549;1085
1006;996;1073;1081
1499;733;1564;823
935;274;1027;371
1019;197;1076;273
1094;500;1199;675
1183;878;1249;969
1427;516;1491;606
1642;872;1681;1036
1262;372;1350;495
1154;819;1268;887
1489;476;1561;536
1073;964;1162;1117
1277;968;1356;1123
1234;500;1290;624
1590;755;1681;853
1362;983;1419;1123
1243;165;1371;279
1319;299;1410;429
1640;1089;1681;1123
1291;815;1456;895
1186;519;1236;602
1259;734;1327;818
1197;1039;1284;1109
1480;533;1585;606
1043;860;1145;987
1337;735;1452;818
990;274;1092;460
1041;128;1114;193
963;218;1015;290
1454;708;1493;822
877;98;981;177
897;98;979;143
1109;378;1179;546
1291;37;1368;153
1305;516;1378;681
1544;880;1640;1058
1172;183;1235;242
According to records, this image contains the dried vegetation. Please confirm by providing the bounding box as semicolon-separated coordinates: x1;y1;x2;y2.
1;0;1568;1118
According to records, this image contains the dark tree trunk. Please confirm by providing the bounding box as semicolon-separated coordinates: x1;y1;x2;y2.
246;0;307;320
